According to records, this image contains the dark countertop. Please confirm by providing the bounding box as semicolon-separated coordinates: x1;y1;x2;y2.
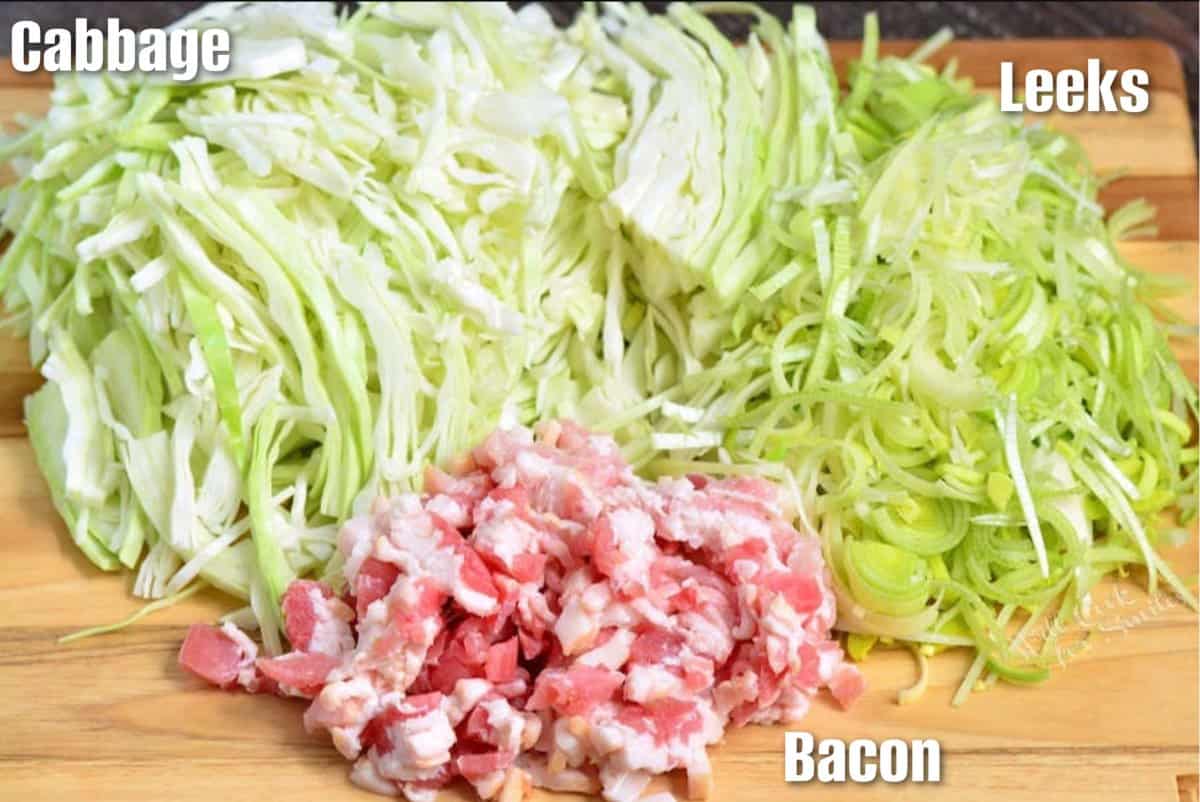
3;1;1196;121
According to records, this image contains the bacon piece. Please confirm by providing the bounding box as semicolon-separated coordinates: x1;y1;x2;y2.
527;666;624;716
457;750;515;781
457;546;502;612
355;558;400;619
760;571;823;615
484;638;520;684
361;692;444;754
425;465;494;529
828;663;867;710
258;652;341;698
646;699;704;742
178;624;244;688
509;553;546;584
630;629;685;665
282;580;329;651
281;580;355;657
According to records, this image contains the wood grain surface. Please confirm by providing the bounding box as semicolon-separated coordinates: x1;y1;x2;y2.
0;38;1196;802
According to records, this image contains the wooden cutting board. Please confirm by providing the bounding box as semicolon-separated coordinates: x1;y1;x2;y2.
0;38;1196;802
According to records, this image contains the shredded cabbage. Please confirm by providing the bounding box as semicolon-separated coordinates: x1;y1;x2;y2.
2;2;1195;695
3;2;628;650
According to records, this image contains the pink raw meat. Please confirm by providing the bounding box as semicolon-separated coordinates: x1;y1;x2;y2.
179;421;863;802
178;624;244;688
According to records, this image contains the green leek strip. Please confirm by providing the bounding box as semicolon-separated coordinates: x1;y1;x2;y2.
1070;455;1159;595
985;658;1050;685
58;582;206;644
870;498;969;556
752;260;804;302
997;396;1050;577
982;601;1054;684
897;645;929;705
909;28;954;64
952;650;989;708
952;604;1016;707
907;631;975;648
843;12;879;113
803;215;852;390
1038;593;1080;663
843;538;933;617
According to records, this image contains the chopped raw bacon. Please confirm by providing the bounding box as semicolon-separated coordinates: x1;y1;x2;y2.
282;580;355;655
258;652;342;698
828;663;868;711
179;421;863;802
484;638;520;684
629;629;686;665
527;666;624;716
760;571;824;615
178;624;244;688
355;559;400;620
281;581;326;650
508;553;546;584
457;750;514;781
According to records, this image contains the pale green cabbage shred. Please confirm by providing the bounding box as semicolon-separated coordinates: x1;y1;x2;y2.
1;2;1195;698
